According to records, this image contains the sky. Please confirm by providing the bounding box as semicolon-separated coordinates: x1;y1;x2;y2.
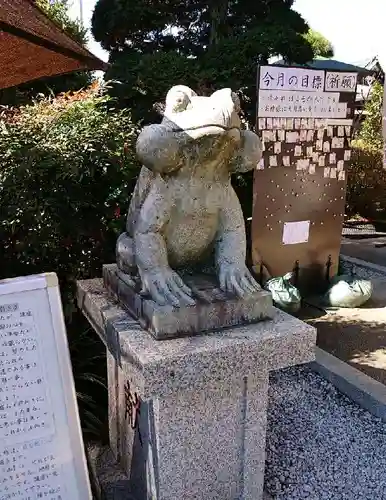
68;0;386;67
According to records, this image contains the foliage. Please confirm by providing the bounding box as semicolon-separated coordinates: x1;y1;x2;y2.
0;1;92;106
92;0;316;123
36;0;88;45
346;147;386;219
346;82;386;218
303;29;334;58
0;83;140;436
354;81;383;152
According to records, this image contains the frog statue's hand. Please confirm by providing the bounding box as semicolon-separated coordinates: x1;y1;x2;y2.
229;130;263;174
133;177;196;308
139;268;195;308
218;264;261;298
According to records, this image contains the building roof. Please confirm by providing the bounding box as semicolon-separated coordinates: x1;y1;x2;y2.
272;56;373;75
0;0;107;90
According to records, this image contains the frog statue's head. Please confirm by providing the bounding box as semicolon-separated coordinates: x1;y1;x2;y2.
136;85;260;178
162;85;242;144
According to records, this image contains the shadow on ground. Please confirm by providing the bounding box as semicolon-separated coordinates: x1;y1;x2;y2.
303;298;386;385
294;277;386;385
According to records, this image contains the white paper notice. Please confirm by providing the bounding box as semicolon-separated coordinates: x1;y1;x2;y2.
256;158;265;170
282;221;310;245
258;90;347;118
283;156;291;167
0;274;92;500
259;66;325;92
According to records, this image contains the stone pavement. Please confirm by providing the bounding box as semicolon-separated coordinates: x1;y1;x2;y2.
341;236;386;267
301;276;386;386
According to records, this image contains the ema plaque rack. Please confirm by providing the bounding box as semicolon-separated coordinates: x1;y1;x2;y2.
252;65;358;294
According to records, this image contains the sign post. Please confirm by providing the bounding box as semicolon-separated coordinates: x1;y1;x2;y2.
252;65;358;295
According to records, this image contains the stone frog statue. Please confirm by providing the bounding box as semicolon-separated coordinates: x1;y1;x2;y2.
116;85;263;308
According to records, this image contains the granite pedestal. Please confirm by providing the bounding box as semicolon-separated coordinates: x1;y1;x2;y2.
77;279;316;500
103;264;274;340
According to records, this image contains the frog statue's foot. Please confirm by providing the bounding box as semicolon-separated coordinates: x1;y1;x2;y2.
218;264;262;298
116;232;195;307
116;233;136;276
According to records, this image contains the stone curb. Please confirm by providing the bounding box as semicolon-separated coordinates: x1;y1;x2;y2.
310;347;386;421
340;254;386;277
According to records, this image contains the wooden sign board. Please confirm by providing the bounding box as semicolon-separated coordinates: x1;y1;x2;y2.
252;65;358;294
0;273;92;500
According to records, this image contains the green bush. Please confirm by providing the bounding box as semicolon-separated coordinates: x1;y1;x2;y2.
0;83;140;438
346;146;386;219
346;81;386;219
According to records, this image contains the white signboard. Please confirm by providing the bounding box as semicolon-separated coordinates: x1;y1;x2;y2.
259;65;325;92
258;90;347;118
282;221;310;245
0;273;92;500
325;72;358;92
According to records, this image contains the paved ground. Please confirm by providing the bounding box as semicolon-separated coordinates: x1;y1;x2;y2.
300;276;386;386
341;236;386;267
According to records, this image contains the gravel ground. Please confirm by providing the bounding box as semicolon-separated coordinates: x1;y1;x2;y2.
264;366;386;500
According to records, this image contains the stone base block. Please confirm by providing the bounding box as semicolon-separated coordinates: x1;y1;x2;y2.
77;279;316;500
103;263;274;340
87;442;273;500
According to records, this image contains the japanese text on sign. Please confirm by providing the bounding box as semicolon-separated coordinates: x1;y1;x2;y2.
0;274;92;500
0;304;54;442
0;438;63;500
258;90;347;118
325;72;357;92
259;66;325;92
0;301;62;500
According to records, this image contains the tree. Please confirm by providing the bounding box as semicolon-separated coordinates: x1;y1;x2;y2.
36;0;88;45
346;81;386;218
355;81;383;152
0;0;92;105
92;0;315;123
304;29;334;58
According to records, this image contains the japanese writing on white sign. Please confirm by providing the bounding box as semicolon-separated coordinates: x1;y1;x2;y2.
0;274;92;500
0;438;63;500
258;90;347;118
259;66;325;92
0;303;54;442
325;72;358;92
